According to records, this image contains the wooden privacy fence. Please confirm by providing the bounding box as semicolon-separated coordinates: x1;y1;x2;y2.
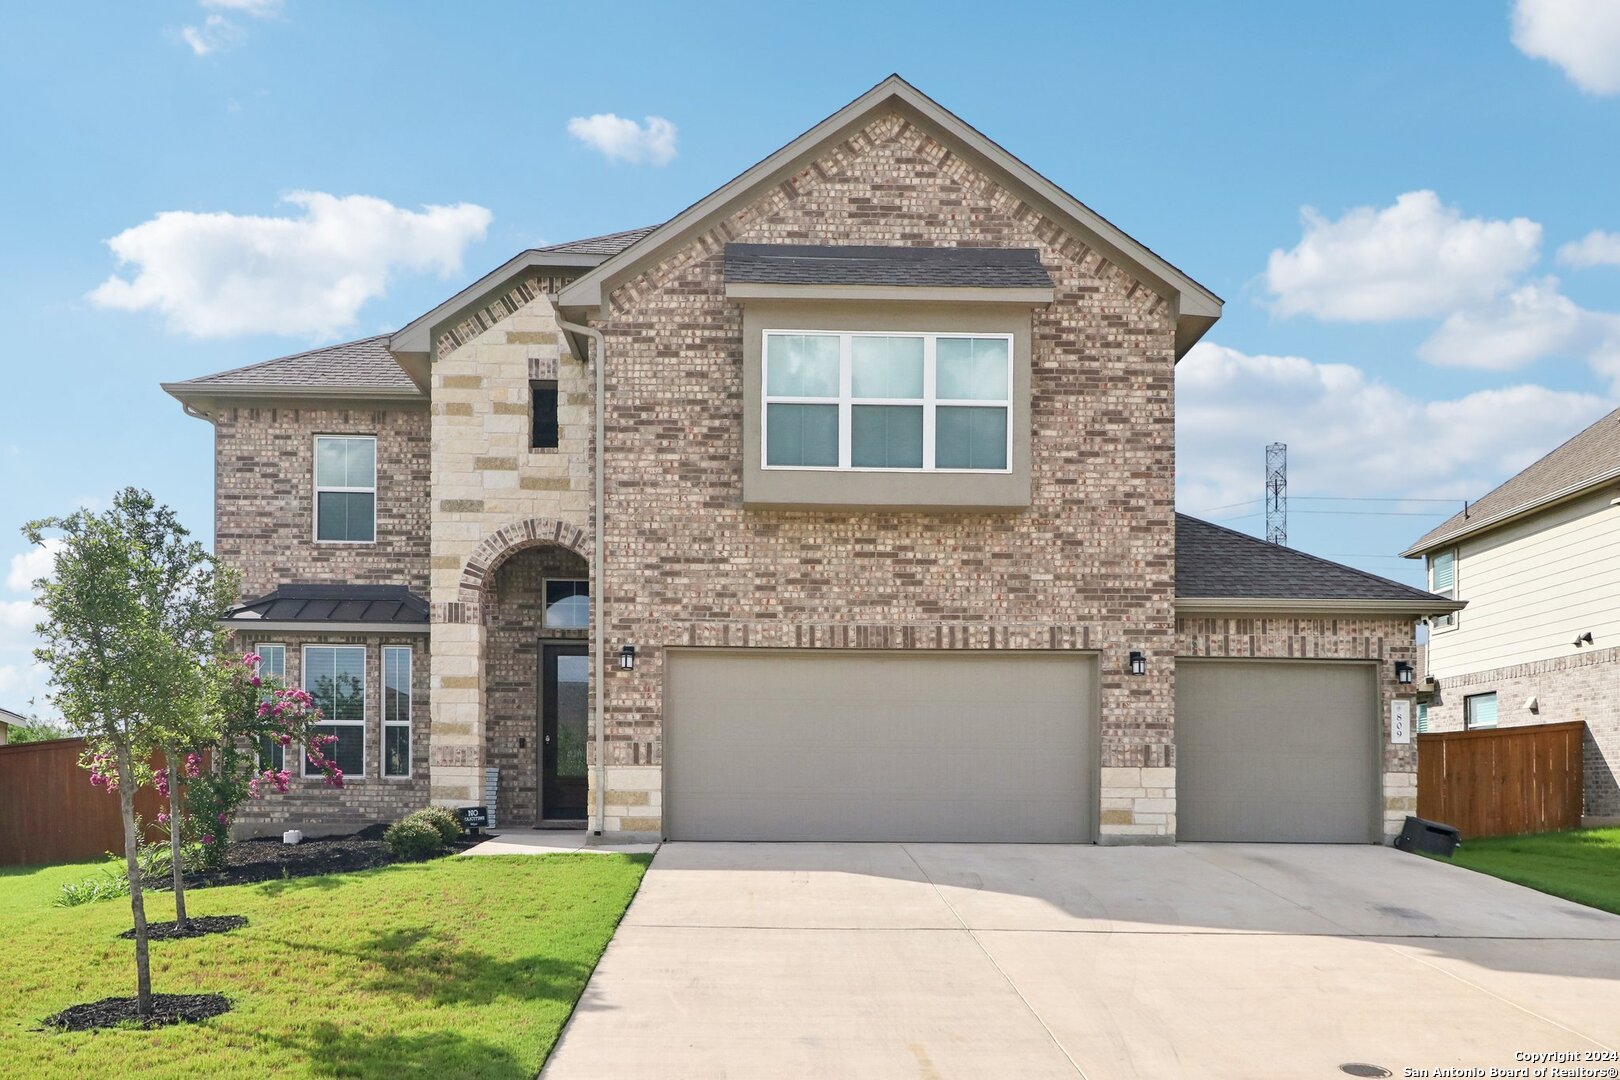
1417;720;1585;839
0;737;169;867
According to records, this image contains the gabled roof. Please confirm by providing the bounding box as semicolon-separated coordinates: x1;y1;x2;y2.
724;244;1053;289
1177;514;1460;613
1404;405;1620;557
223;584;429;633
162;334;422;415
0;707;25;726
387;226;658;385
559;75;1222;357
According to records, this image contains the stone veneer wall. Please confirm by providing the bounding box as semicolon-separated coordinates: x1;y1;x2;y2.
1176;613;1420;840
590;110;1179;841
484;546;589;827
213;403;430;599
1424;646;1620;819
231;629;431;835
427;292;595;809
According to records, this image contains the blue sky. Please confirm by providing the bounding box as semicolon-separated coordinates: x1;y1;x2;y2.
3;1;1619;714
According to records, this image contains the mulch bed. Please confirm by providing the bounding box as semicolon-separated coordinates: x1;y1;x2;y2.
178;824;478;889
119;915;247;940
43;993;232;1031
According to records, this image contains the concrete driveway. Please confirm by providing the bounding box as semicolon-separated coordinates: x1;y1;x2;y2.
542;842;1620;1079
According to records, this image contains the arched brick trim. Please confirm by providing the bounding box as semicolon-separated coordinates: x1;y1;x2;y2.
458;518;591;607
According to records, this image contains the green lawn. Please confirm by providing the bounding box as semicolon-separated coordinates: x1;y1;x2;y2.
1446;827;1620;915
0;852;649;1079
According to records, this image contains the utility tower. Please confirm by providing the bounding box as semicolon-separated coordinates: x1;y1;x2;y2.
1265;442;1287;546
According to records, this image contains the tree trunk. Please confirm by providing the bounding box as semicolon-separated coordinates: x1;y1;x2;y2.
115;739;152;1016
166;746;187;931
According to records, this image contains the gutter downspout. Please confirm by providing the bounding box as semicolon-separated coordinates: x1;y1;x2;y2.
557;314;608;838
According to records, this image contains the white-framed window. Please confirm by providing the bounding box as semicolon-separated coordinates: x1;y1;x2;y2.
382;646;412;778
253;644;287;772
1429;549;1457;631
1416;702;1429;734
543;579;590;630
762;330;1012;473
314;435;377;543
1464;691;1498;730
302;645;366;778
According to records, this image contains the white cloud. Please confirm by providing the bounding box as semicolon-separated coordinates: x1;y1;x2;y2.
1176;341;1611;514
180;13;246;56
1264;191;1541;321
567;114;678;166
1418;277;1596;370
1558;230;1620;268
5;541;60;595
1513;0;1620;94
90;192;492;338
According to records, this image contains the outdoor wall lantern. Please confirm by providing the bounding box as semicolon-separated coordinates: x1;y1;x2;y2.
1128;650;1147;677
1394;660;1414;685
619;644;636;671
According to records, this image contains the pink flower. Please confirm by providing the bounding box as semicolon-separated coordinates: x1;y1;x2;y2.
201;834;214;845
184;754;202;779
242;652;261;667
218;813;229;825
249;675;261;688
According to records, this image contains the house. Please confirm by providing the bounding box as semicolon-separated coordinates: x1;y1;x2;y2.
163;76;1458;845
0;707;18;745
1405;406;1620;825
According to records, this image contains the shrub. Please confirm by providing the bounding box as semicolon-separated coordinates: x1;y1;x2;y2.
412;806;465;846
53;839;178;908
383;817;444;861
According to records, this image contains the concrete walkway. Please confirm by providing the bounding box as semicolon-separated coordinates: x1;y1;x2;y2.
542;842;1620;1079
457;829;659;857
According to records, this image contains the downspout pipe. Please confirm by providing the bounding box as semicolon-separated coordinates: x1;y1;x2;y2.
557;314;608;838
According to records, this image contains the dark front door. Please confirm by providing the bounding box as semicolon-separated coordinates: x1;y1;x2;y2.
540;642;589;821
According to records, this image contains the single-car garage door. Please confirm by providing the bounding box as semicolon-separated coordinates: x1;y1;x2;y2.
665;650;1095;842
1176;659;1379;843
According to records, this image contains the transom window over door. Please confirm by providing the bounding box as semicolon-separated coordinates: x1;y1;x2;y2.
763;331;1012;472
314;436;376;542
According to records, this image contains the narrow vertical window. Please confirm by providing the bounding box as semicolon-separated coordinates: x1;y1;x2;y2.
382;646;412;778
531;381;559;449
1429;550;1457;630
254;644;286;772
303;645;366;777
314;436;377;542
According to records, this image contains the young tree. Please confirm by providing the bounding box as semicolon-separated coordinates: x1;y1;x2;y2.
24;488;235;1016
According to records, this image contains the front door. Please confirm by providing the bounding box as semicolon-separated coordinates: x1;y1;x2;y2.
540;643;589;821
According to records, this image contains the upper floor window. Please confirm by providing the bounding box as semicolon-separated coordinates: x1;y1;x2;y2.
1429;549;1456;631
314;436;376;543
531;381;559;449
762;331;1012;473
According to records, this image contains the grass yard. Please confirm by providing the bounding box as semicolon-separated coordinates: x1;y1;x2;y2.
1447;827;1620;915
0;851;649;1079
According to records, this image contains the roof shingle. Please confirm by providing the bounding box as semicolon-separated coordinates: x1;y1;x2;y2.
169;334;416;393
724;243;1054;289
1177;514;1442;603
537;226;659;257
1406;405;1620;554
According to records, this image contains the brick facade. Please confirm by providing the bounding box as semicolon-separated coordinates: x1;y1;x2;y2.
1424;647;1620;820
1176;614;1421;840
214;403;430;599
231;629;431;835
592;110;1179;840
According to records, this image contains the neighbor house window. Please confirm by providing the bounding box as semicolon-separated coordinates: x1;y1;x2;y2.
382;646;412;778
1464;692;1497;730
314;436;376;542
762;331;1012;472
254;644;286;772
303;645;365;777
544;579;589;629
531;380;560;449
1416;702;1429;734
1429;550;1456;630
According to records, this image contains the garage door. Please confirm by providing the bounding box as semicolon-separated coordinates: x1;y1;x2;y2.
665;650;1095;842
1176;659;1379;843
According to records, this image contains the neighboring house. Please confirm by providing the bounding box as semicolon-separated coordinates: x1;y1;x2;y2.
1405;406;1620;824
0;707;17;745
163;76;1458;845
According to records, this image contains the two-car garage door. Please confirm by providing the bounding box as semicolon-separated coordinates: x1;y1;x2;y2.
664;650;1095;842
